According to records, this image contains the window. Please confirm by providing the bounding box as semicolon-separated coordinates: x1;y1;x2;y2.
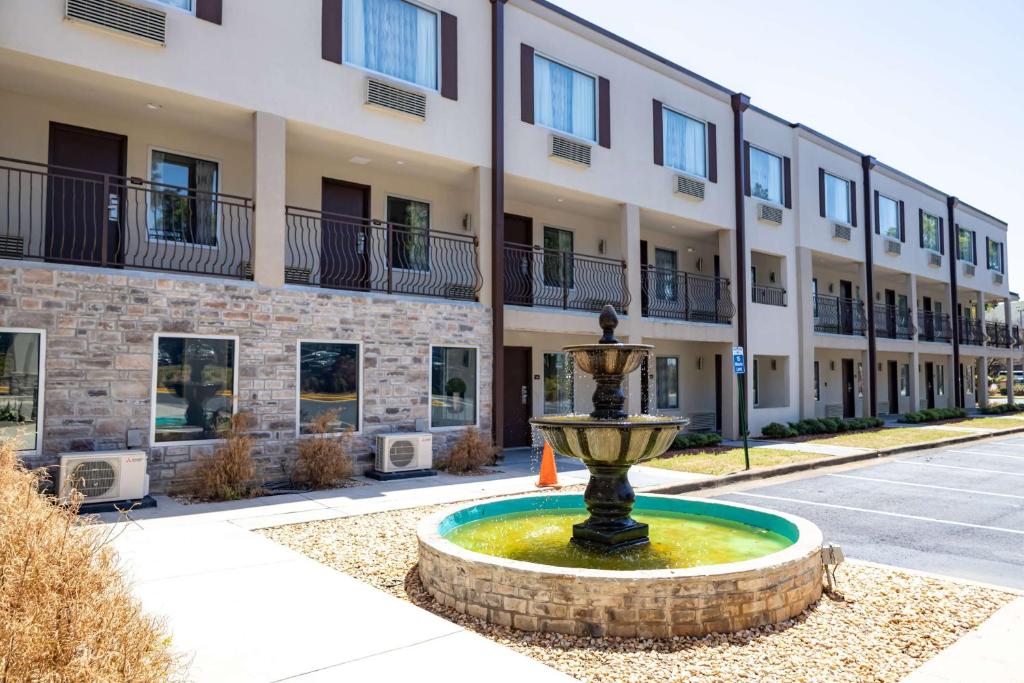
298;342;360;435
988;238;1005;273
921;212;941;252
655;357;679;410
753;358;760;406
937;364;945;397
430;346;477;427
343;0;438;90
543;353;573;415
813;361;820;401
878;195;900;239
749;147;782;204
958;228;976;264
663;108;706;178
152;0;193;10
543;227;574;288
149;150;219;246
534;54;596;141
154;336;236;443
654;248;678;301
387;196;430;271
0;330;43;453
824;173;851;224
900;364;910;397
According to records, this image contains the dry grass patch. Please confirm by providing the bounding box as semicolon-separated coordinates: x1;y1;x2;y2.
440;427;498;474
0;440;181;681
805;428;967;450
954;417;1024;431
293;411;355;489
178;411;261;502
647;447;827;476
261;502;1014;683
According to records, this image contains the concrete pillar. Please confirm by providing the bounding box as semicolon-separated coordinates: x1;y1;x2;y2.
860;350;870;417
909;274;919;342
717;228;740;439
620;203;642;324
472;166;493;307
909;350;921;412
795;247;815;418
1005;299;1015;406
719;342;740;439
977;356;988;409
623;334;643;416
252;111;286;288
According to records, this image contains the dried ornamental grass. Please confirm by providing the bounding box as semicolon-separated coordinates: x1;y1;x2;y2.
0;440;181;682
182;411;257;501
293;411;355;489
442;427;498;474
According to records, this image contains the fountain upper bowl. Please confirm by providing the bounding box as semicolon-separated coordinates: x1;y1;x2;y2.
562;343;653;376
530;414;687;467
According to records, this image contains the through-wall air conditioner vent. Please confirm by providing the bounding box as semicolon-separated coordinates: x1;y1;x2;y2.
824;404;844;418
831;223;852;242
757;204;783;225
878;401;890;415
993;271;1004;285
962;262;975;278
549;135;591;167
365;78;427;120
0;235;24;259
285;266;312;285
58;451;149;504
674;174;706;201
375;433;432;473
884;239;902;255
928;252;942;268
65;0;167;46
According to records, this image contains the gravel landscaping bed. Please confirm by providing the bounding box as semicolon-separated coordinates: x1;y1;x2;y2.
260;501;1014;683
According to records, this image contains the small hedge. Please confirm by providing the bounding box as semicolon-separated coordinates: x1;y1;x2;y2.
671;432;723;450
761;416;884;439
980;403;1024;415
898;407;967;424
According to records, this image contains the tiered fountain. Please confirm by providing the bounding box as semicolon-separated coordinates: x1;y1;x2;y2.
418;306;824;638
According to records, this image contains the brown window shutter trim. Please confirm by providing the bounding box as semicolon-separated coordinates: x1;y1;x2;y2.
873;190;880;234
598;77;611;148
973;231;977;265
195;0;221;24
520;44;535;124
818;168;826;218
919;209;925;248
783;156;792;209
322;0;342;64
652;100;663;166
707;122;717;182
939;217;944;254
440;12;458;100
849;180;857;227
741;141;750;196
898;200;905;242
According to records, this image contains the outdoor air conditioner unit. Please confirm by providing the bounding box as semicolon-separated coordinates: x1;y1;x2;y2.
831;223;852;242
375;433;433;473
993;271;1004;285
884;239;901;255
58;451;149;504
757;203;783;225
65;0;167;46
549;134;592;167
962;262;976;277
673;174;706;201
928;252;942;267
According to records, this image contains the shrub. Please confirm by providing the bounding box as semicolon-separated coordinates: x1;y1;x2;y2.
293;411;355;489
0;440;180;681
182;411;258;501
671;431;723;450
443;427;498;474
761;422;796;438
898;407;966;424
980;403;1024;415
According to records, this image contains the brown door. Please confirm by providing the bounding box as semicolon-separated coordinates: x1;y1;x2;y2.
842;358;856;418
922;296;934;340
887;360;899;414
46;122;126;266
503;346;532;447
504;213;533;306
924;362;935;409
321;178;371;290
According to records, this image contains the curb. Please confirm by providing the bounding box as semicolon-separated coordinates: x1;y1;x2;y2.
644;424;1024;496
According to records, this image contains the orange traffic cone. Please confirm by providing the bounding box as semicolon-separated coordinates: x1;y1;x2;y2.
536;441;560;488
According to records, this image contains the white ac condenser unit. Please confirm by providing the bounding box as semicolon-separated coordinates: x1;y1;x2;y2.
58;450;149;504
375;433;433;473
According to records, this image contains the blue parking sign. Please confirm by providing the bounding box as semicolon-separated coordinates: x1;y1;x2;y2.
732;346;745;374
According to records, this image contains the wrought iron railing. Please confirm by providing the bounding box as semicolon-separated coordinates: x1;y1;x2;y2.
958;316;986;346
752;284;786;307
502;243;629;312
286;207;481;301
986;321;1013;348
873;303;915;340
813;294;866;335
917;311;953;342
640;266;734;324
0;156;253;279
1013;325;1022;349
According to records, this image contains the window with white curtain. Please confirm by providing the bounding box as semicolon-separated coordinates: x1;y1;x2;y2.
749;147;782;204
824;173;851;224
878;195;899;239
534;54;596;142
663;108;706;178
343;0;439;90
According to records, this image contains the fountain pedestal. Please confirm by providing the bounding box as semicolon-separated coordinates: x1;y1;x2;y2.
572;464;648;550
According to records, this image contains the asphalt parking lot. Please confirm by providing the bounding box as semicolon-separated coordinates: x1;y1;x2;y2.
712;435;1024;590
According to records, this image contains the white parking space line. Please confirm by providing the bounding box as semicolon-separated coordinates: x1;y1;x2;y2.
827;474;1024;501
895;461;1024;477
948;449;1024;461
730;493;1024;535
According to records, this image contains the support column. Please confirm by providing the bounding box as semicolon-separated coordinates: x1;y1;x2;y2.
718;228;740;439
252;111;286;288
909;350;921;412
977;356;988;409
473;166;493;307
795;246;816;418
620;203;642;322
1006;299;1016;406
909;274;919;342
860;350;870;417
623;334;643;416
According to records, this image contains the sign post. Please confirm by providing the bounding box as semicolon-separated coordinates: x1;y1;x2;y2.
732;346;750;471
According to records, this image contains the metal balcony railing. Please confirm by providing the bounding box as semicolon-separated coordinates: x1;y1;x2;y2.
1013;325;1022;349
641;266;734;324
0;156;253;279
958;316;986;346
917;311;953;342
813;294;866;336
502;243;628;312
285;207;481;301
873;303;916;340
752;283;786;307
986;321;1013;348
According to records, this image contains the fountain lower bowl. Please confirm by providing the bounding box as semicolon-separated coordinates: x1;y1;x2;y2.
529;415;687;466
417;494;824;637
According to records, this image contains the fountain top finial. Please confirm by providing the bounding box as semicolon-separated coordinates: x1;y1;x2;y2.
598;304;619;345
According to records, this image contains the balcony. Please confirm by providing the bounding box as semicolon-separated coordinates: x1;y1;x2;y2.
0;156;253;279
286;207;481;301
986;321;1013;349
503;243;628;312
917;311;953;343
873;304;915;340
752;284;786;307
813;294;866;336
958;317;986;347
641;266;734;324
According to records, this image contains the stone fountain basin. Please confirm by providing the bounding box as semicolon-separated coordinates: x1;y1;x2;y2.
530;415;687;466
417;493;824;638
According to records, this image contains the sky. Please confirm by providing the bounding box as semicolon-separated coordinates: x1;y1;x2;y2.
551;0;1024;294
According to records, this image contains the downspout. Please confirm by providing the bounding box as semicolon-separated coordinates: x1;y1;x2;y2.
491;0;507;449
731;93;750;425
947;195;962;408
862;155;877;417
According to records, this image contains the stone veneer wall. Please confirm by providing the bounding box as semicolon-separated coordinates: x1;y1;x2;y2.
0;263;492;491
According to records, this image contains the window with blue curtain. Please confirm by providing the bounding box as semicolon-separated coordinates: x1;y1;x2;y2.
533;54;596;142
749;147;782;203
343;0;438;90
663;108;706;178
